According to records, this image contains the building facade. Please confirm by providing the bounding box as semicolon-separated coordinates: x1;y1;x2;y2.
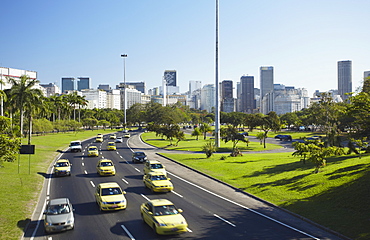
164;70;177;86
77;77;91;91
338;60;352;101
62;77;75;93
240;76;255;113
260;66;274;106
200;84;215;113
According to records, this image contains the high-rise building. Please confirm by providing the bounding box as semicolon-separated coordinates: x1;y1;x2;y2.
201;84;215;113
338;60;352;101
77;77;91;91
221;80;233;99
62;77;75;93
164;70;177;86
189;80;202;95
260;66;274;100
126;82;146;94
240;76;255;113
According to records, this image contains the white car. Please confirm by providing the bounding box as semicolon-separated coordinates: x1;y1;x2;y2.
44;198;74;233
115;137;123;143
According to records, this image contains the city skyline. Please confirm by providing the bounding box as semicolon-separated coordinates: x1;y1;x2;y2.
1;1;370;97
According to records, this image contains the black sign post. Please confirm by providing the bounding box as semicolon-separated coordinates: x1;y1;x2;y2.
19;145;35;174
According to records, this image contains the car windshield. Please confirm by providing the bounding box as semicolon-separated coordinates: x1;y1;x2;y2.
150;175;166;180
46;204;70;215
154;205;178;216
70;142;80;146
151;164;163;169
135;152;145;157
56;162;68;167
108;143;115;146
101;187;122;196
89;147;97;151
100;162;113;167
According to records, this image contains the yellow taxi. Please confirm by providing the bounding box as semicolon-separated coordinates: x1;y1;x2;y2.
140;199;188;235
54;159;71;177
96;159;116;176
124;133;130;138
95;182;127;211
107;142;116;151
88;146;99;157
109;134;116;139
96;136;103;142
144;160;166;175
143;172;173;192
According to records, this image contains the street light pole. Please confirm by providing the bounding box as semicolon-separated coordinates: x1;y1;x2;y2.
215;0;220;147
121;54;128;128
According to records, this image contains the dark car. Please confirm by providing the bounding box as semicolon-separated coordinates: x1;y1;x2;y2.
275;134;292;141
132;151;148;163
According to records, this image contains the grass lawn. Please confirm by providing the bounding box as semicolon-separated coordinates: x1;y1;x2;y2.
159;152;369;240
0;129;117;240
141;131;282;152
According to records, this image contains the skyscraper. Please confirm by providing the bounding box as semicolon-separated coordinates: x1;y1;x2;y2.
240;75;255;113
189;80;202;95
221;80;234;112
364;71;370;80
77;77;91;91
164;70;177;86
61;77;75;93
338;60;352;101
260;66;274;99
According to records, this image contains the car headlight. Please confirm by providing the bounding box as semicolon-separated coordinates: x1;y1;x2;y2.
102;201;109;204
158;223;167;226
67;220;73;224
144;157;147;160
45;221;52;226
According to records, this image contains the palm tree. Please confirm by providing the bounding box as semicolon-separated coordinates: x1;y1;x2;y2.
0;77;7;116
7;75;42;139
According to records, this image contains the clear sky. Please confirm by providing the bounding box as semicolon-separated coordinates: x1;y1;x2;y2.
1;0;369;97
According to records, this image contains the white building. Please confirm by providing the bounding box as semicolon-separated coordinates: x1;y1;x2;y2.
261;87;310;115
81;89;107;109
201;84;215;113
106;89;121;110
40;83;61;97
125;88;142;109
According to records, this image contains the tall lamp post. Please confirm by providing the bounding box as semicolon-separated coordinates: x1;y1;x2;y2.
121;54;128;128
215;0;220;147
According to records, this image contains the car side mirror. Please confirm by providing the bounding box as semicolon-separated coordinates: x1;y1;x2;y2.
122;191;126;194
167;178;171;180
148;211;153;215
178;209;183;213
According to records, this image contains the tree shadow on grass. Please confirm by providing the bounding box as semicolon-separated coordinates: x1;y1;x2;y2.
325;164;367;180
248;173;311;190
245;161;315;178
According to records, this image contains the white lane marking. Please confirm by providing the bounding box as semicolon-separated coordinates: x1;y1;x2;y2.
134;168;141;173
187;227;193;233
30;200;47;240
90;181;95;188
121;224;135;240
140;194;150;201
84;170;88;174
171;191;183;198
119;155;123;158
214;214;236;227
82;162;84;166
168;172;320;240
121;178;129;185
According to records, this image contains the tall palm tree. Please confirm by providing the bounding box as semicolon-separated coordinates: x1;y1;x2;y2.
7;75;42;139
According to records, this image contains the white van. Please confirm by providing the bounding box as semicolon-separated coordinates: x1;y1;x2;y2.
70;140;82;152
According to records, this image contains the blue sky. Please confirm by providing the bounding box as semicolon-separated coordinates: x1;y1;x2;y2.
1;0;369;97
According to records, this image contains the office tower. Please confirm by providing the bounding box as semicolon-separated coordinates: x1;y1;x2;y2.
338;60;352;101
260;66;274;99
126;82;146;94
77;77;91;91
201;84;215;113
62;77;75;93
98;84;111;91
164;70;177;86
221;80;233;99
189;80;202;95
240;76;255;113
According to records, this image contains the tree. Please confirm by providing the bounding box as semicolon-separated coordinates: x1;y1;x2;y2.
220;125;248;157
191;127;201;140
7;75;43;140
257;112;281;148
0;116;20;166
199;123;212;140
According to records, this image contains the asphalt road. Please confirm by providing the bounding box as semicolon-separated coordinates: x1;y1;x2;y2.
22;131;348;240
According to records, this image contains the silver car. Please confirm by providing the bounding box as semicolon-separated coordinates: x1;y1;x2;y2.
44;198;74;233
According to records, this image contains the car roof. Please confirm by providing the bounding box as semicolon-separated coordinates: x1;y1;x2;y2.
89;146;98;149
147;160;161;164
56;159;69;163
134;151;145;154
98;182;121;188
149;199;174;206
147;172;166;177
49;198;69;205
99;159;113;163
108;142;115;144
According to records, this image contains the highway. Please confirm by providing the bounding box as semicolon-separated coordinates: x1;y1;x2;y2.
23;131;346;240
